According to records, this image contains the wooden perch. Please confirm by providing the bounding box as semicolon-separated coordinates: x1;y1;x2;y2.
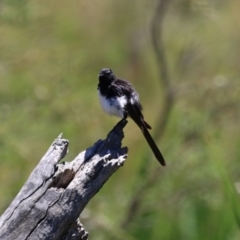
0;120;128;240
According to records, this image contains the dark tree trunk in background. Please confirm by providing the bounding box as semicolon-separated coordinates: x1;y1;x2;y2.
0;120;128;240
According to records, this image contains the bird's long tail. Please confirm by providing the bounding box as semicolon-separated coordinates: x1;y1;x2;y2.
127;104;166;166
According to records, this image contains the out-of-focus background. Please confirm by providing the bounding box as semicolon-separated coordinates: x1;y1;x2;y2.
0;0;240;239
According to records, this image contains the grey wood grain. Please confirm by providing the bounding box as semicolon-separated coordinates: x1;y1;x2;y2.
0;120;128;240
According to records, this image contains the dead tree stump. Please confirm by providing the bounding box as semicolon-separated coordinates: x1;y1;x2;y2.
0;120;128;240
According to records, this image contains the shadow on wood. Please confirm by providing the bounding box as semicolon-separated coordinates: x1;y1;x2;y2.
0;120;128;240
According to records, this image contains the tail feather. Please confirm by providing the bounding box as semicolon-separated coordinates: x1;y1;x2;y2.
141;125;166;166
127;104;166;166
144;120;151;130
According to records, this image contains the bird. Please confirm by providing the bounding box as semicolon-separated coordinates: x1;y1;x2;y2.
97;68;166;166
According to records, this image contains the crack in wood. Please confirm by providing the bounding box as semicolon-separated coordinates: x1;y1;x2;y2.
26;193;62;240
0;120;128;240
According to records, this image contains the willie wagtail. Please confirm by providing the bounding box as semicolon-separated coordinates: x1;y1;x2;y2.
97;68;166;166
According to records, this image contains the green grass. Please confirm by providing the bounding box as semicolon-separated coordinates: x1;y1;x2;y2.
0;0;240;239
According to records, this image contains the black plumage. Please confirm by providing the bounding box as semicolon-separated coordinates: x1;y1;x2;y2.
98;68;166;166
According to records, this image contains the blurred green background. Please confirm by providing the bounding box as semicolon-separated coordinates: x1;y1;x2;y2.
0;0;240;239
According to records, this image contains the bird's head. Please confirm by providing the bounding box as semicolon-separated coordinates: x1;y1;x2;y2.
98;68;116;84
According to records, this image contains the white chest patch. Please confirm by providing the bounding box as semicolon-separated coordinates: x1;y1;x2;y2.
98;90;127;118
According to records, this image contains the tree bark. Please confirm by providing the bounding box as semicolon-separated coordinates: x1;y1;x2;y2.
0;120;128;240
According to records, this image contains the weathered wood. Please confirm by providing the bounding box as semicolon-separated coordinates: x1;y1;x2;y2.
0;120;128;240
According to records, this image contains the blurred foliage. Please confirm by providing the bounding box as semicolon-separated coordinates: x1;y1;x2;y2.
0;0;240;239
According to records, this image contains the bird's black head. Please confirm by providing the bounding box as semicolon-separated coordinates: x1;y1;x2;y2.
98;68;116;84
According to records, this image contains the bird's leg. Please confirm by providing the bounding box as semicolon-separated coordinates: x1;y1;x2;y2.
122;112;128;122
118;112;128;125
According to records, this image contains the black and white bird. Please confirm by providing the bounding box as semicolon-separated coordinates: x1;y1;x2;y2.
97;68;166;166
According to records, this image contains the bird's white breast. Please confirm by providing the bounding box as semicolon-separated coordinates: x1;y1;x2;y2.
98;90;127;118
